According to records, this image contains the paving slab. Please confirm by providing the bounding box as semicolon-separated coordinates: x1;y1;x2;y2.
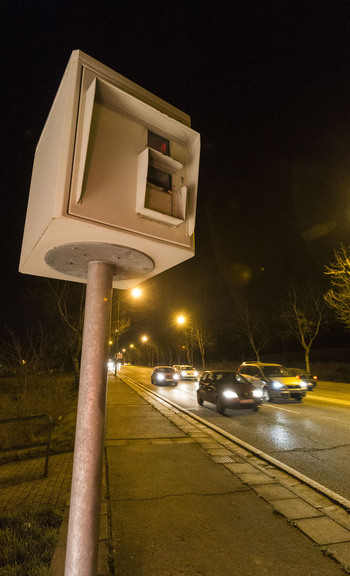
106;403;186;440
272;497;324;519
253;483;296;501
327;542;350;567
295;516;350;545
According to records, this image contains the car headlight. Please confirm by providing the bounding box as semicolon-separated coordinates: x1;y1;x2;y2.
157;373;165;381
194;371;199;377
181;371;187;377
223;390;238;399
108;361;115;371
272;381;285;390
300;381;308;389
173;374;179;380
253;388;263;398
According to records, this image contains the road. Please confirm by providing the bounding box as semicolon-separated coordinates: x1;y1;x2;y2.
115;365;350;502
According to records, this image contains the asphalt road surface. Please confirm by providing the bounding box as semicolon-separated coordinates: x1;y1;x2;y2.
115;365;350;502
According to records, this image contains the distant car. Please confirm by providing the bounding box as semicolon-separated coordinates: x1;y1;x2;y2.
173;365;199;380
151;366;179;386
108;360;116;372
197;370;263;415
288;368;318;391
237;362;308;402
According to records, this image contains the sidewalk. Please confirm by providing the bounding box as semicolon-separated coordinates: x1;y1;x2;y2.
2;377;350;575
104;377;350;575
0;452;73;512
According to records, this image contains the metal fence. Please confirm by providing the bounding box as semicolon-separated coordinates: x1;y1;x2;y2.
0;414;53;476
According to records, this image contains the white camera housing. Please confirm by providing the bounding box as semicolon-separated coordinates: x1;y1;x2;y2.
19;50;200;288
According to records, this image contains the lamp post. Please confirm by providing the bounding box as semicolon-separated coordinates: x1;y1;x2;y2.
141;335;152;366
176;314;194;365
129;343;140;365
114;287;142;374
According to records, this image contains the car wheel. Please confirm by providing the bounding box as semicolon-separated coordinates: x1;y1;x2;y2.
197;391;203;405
216;396;225;415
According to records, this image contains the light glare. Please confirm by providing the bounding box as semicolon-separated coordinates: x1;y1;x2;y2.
223;390;238;399
132;287;142;298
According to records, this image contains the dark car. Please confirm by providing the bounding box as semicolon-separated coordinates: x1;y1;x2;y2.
196;370;263;415
151;366;179;386
237;362;308;402
288;368;318;391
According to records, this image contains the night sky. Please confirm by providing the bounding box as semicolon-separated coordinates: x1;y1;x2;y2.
2;1;350;352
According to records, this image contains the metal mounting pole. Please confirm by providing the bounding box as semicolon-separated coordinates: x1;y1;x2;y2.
65;260;114;576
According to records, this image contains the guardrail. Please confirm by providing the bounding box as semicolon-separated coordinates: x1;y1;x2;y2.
0;414;53;476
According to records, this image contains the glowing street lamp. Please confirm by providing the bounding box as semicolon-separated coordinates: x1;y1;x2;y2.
176;313;194;365
141;335;152;366
114;287;143;373
128;343;141;365
131;287;142;299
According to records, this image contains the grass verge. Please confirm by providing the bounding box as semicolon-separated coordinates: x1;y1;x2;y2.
0;373;78;465
0;505;62;576
0;374;77;571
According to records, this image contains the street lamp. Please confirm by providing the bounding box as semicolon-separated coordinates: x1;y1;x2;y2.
129;343;141;365
176;314;194;365
140;335;152;366
132;287;142;298
114;287;142;374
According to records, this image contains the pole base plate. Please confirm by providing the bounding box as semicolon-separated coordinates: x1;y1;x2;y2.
45;242;154;280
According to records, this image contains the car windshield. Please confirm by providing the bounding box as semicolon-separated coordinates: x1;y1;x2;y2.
263;366;294;377
215;372;242;385
158;367;174;373
181;366;193;370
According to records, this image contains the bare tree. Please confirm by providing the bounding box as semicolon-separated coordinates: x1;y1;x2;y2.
48;281;85;388
0;326;53;392
324;244;350;332
283;284;325;373
233;305;268;362
192;324;212;370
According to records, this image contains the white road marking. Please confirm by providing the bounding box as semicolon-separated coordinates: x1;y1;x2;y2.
263;404;302;414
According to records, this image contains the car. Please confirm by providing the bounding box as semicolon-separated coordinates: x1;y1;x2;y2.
288;368;318;391
173;365;199;380
151;366;179;386
107;359;116;372
196;370;263;415
237;362;308;402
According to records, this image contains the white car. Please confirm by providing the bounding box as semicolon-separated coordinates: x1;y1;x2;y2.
173;365;199;381
237;362;308;402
